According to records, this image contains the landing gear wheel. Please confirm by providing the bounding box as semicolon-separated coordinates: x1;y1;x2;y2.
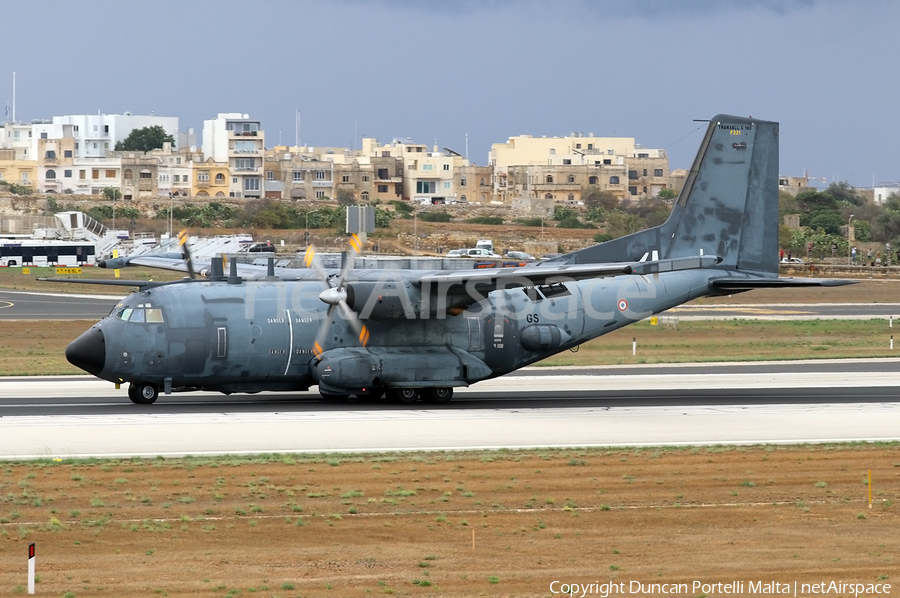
130;383;158;405
388;388;419;404
423;387;453;403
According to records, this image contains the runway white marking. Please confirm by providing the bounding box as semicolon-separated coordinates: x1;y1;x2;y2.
1;373;899;458
3;368;899;400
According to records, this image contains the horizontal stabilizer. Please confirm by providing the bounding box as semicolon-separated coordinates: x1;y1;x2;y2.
710;277;857;292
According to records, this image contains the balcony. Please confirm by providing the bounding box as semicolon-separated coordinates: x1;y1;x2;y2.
197;180;210;188
312;180;332;187
229;131;258;137
233;166;259;173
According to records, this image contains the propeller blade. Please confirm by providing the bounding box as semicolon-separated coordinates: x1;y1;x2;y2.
312;304;337;358
302;245;331;287
337;300;370;348
178;229;196;279
308;233;371;356
336;232;366;287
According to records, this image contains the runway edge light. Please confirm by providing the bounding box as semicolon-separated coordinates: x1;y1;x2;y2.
27;543;35;595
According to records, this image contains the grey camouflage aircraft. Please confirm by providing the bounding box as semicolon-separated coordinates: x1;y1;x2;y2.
61;114;852;404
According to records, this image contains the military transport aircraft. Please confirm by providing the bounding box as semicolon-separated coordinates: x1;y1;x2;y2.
59;114;853;405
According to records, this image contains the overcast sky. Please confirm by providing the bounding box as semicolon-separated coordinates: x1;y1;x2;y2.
2;0;897;187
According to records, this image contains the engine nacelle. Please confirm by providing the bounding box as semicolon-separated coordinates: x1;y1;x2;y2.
345;280;422;319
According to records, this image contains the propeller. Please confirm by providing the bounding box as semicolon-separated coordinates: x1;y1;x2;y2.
178;229;196;279
303;233;370;357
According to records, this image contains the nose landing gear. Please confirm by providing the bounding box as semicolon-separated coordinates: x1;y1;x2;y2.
128;383;159;405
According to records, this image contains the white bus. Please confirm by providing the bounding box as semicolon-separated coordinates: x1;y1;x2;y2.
0;240;97;267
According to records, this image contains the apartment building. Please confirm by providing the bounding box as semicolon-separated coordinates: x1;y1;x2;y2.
191;158;230;198
202;113;265;199
454;164;494;203
489;133;669;203
0;122;34;160
361;138;469;203
36;136;77;193
31;113;179;160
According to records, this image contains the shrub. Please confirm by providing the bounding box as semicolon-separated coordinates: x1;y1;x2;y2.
468;216;503;225
418;211;452;223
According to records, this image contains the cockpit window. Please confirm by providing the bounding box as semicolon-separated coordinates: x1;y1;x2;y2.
115;302;164;323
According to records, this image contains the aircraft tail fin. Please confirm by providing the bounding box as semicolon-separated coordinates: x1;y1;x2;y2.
555;114;779;275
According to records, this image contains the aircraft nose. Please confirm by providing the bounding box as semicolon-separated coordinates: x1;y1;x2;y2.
66;326;106;377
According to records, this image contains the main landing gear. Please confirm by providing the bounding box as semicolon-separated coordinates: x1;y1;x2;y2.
128;383;159;405
385;387;454;404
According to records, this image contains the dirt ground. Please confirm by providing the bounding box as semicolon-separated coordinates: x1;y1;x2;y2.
0;446;897;597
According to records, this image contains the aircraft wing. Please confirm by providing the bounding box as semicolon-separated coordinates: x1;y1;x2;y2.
121;254;195;273
416;255;722;294
710;277;857;291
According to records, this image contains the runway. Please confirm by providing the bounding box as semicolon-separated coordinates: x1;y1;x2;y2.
3;288;900;321
2;360;899;459
0;289;120;320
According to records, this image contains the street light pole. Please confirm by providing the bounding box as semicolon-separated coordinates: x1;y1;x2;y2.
848;214;855;265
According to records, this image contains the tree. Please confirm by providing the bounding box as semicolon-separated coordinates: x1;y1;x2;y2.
582;185;619;210
808;212;843;235
336;188;357;206
825;181;862;206
102;186;121;201
114;125;175;152
657;188;678;200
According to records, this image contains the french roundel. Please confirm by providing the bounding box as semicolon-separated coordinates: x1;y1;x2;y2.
617;299;628;312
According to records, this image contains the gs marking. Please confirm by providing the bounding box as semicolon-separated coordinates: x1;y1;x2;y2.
526;313;540;323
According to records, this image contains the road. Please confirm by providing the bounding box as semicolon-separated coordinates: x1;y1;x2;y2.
2;361;898;459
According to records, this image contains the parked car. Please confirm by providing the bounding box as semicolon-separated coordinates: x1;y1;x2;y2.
445;249;465;257
461;248;500;258
505;251;535;261
248;241;276;253
780;257;805;264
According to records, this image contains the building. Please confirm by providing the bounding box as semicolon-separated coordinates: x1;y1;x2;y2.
360;138;469;204
191;158;230;198
488;133;670;204
874;182;900;204
201;113;265;199
778;175;813;196
31;113;179;160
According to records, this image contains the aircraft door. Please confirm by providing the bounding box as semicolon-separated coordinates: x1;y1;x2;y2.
483;315;513;373
466;317;483;351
